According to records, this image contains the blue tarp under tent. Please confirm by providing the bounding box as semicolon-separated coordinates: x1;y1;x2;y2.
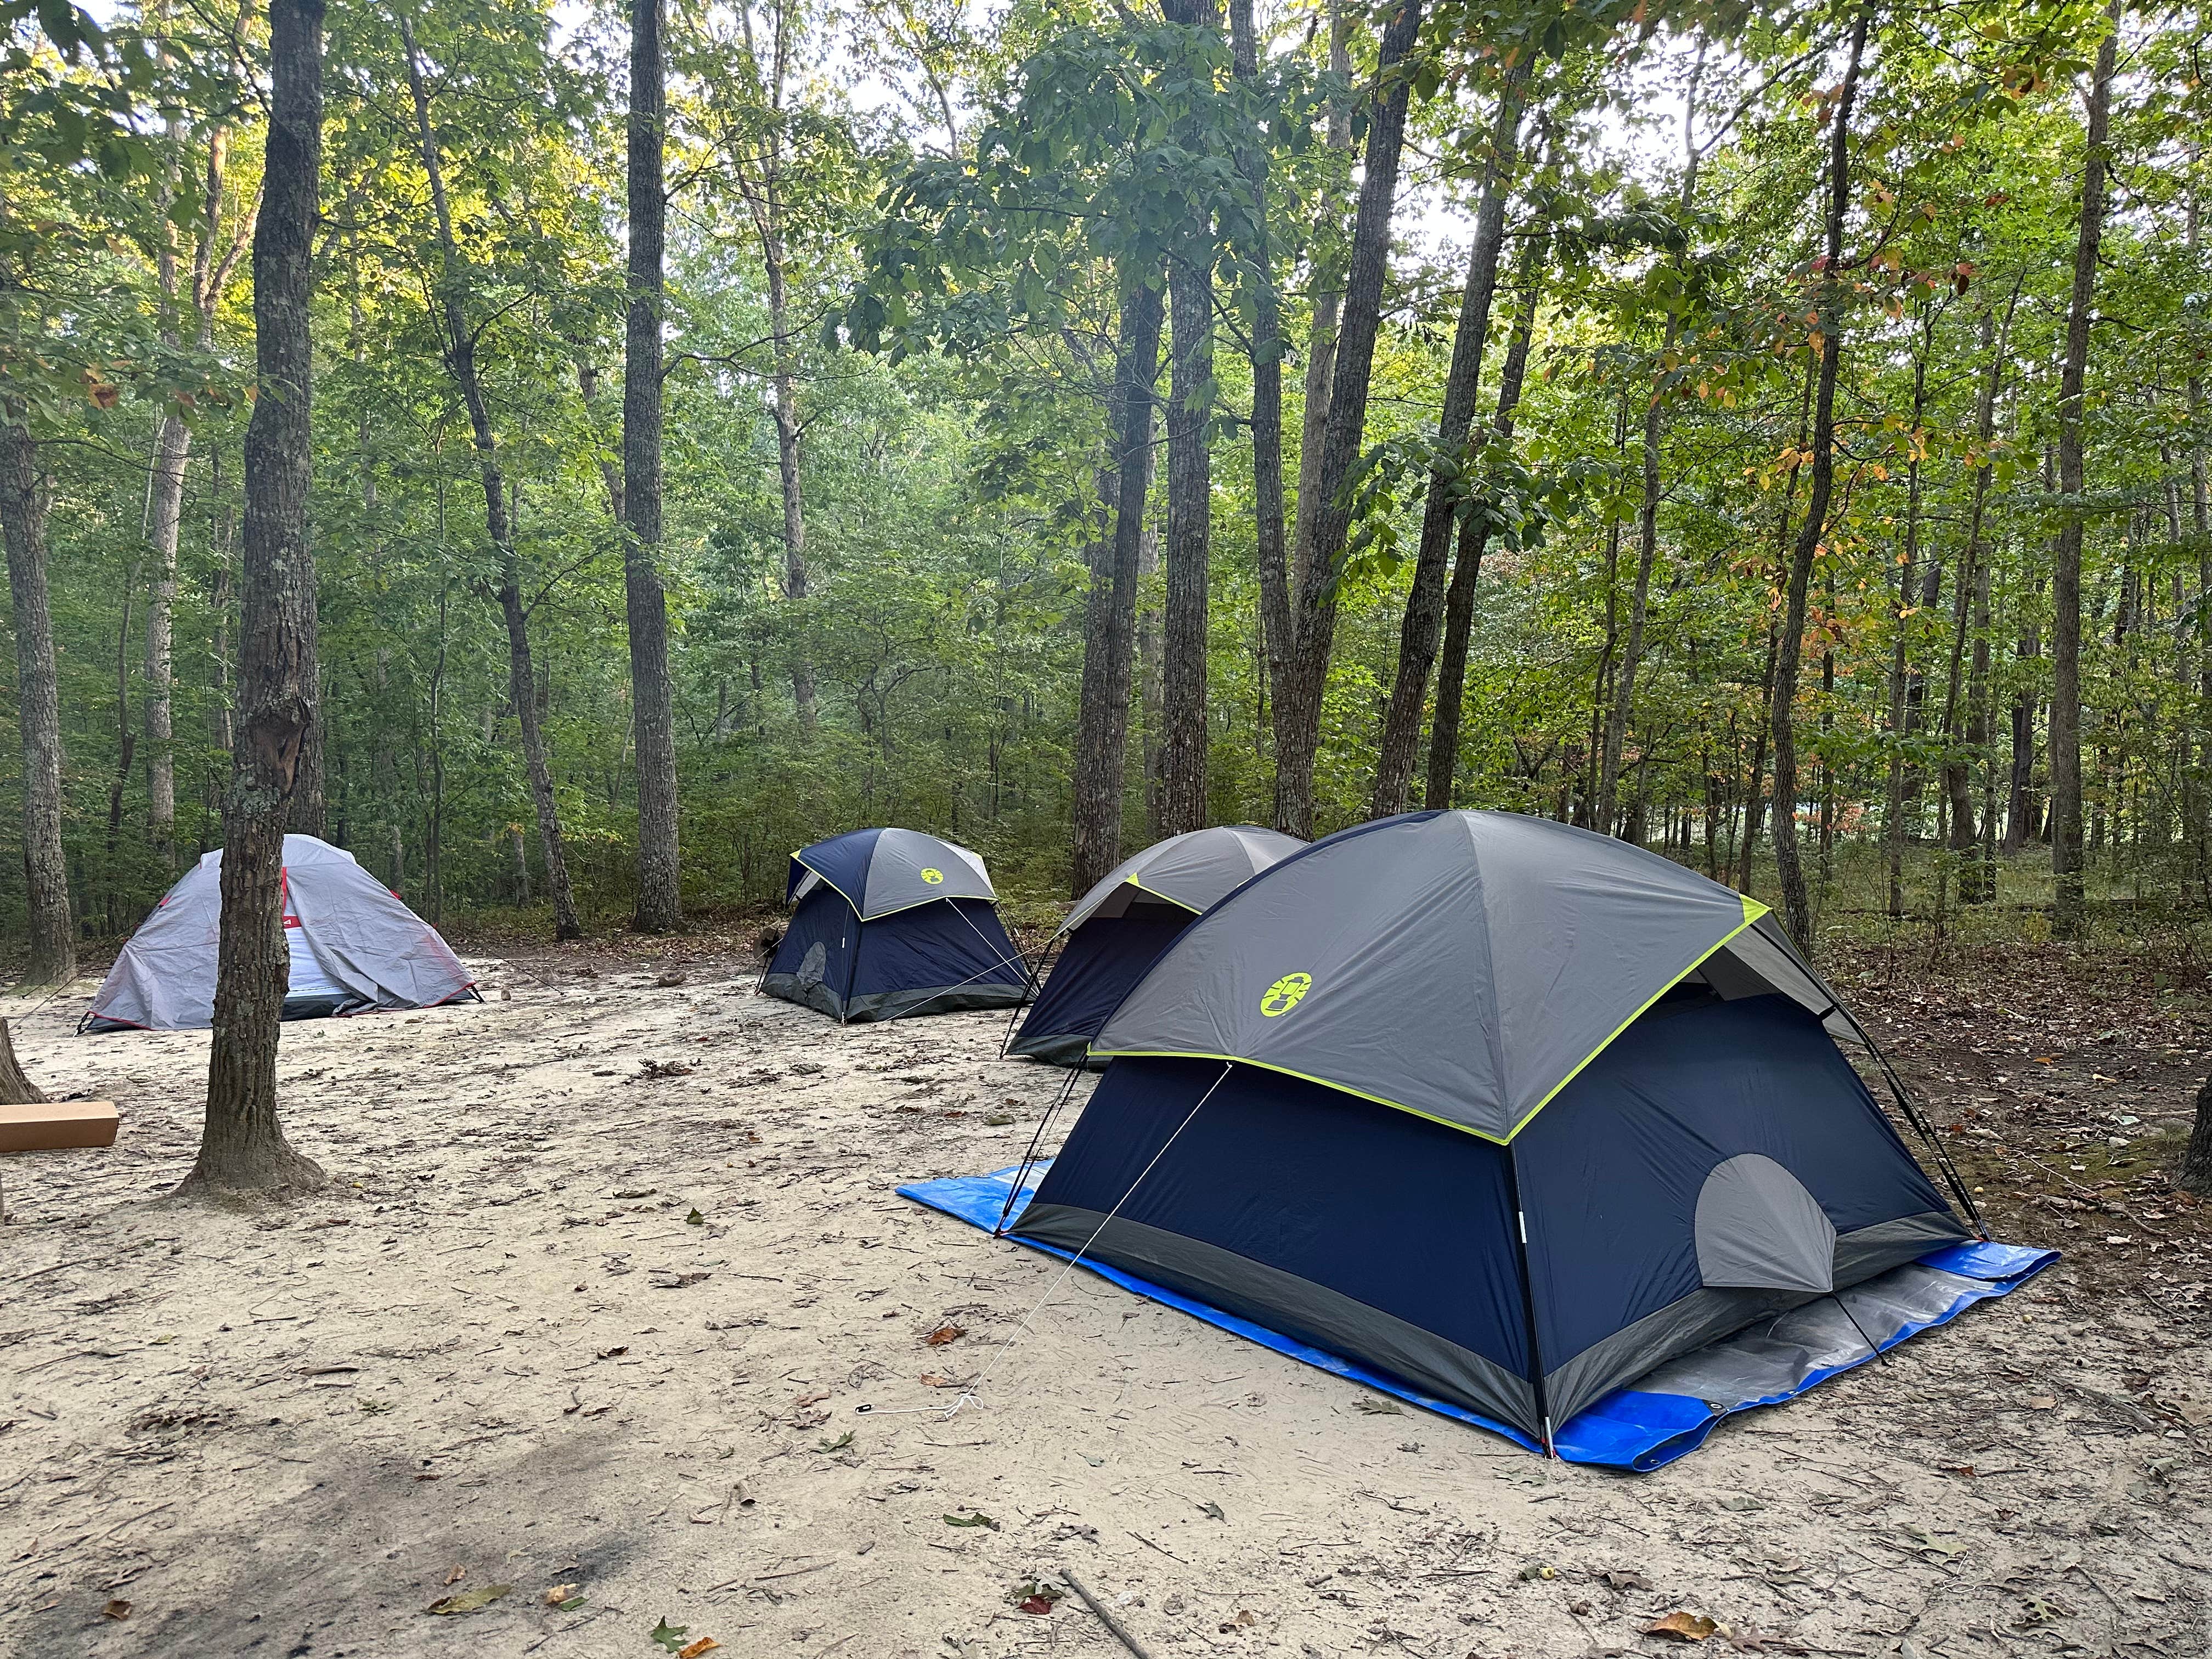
901;810;2056;1468
1006;824;1304;1066
763;827;1026;1023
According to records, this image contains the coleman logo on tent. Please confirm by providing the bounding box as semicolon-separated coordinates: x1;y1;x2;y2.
921;867;944;884
1260;972;1312;1018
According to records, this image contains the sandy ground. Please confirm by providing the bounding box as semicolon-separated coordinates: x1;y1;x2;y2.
2;944;2208;1659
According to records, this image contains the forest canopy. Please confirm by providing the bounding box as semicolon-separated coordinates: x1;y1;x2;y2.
3;0;2207;961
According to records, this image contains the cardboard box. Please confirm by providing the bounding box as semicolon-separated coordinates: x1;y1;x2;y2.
0;1101;119;1154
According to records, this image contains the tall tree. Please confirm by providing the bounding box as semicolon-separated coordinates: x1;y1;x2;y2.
1369;61;1528;819
189;0;328;1195
1158;0;1221;838
1424;217;1547;809
2050;1;2119;941
1070;279;1165;893
1;408;76;984
624;0;682;932
400;16;583;941
729;0;816;735
1595;43;1705;836
1273;0;1425;836
1770;5;1870;946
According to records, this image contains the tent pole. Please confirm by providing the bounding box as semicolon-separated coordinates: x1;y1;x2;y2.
1000;938;1057;1058
996;1064;1083;1236
1502;1142;1555;1458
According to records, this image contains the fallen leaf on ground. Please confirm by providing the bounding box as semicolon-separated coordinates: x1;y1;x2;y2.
649;1618;690;1653
1645;1611;1718;1641
542;1584;580;1606
943;1511;1001;1530
677;1639;720;1659
817;1431;854;1452
686;1209;704;1225
443;1565;466;1587
2025;1396;2056;1410
597;1346;628;1359
1604;1570;1652;1593
1198;1500;1226;1521
924;1325;966;1346
102;1600;131;1620
426;1583;513;1616
1353;1396;1404;1415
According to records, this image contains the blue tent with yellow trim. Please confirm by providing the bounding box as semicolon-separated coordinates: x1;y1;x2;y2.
905;811;2052;1467
763;828;1025;1023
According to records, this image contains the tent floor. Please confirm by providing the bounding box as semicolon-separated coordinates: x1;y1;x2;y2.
900;1162;2057;1471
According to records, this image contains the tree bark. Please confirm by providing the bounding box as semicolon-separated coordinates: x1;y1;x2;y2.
1289;0;1352;607
624;0;682;932
1160;230;1214;835
2183;1076;2212;1197
1943;300;2015;902
2050;3;2119;941
1369;64;1527;820
1273;0;1425;837
402;20;584;943
1423;222;1545;810
1771;7;1869;948
189;0;326;1197
0;407;77;985
1070;277;1163;894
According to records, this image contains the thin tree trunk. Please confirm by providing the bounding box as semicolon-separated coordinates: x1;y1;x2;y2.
1598;48;1707;833
402;21;584;943
1885;314;1934;920
734;0;814;735
1369;64;1528;819
1229;0;1289;764
624;0;682;932
1771;7;1869;948
1273;0;1426;836
1289;0;1352;605
145;407;185;868
2051;3;2119;940
1737;624;1779;893
1070;277;1164;894
1944;300;2017;901
1160;0;1220;837
190;0;326;1197
1424;222;1547;810
1;407;76;984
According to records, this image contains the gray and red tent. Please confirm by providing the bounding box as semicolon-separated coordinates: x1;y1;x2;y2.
1006;825;1302;1066
906;810;2053;1468
84;834;475;1031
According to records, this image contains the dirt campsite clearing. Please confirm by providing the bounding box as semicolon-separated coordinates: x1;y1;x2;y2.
2;936;2209;1659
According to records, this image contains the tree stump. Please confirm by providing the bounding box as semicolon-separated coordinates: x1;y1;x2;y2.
2182;1077;2212;1199
0;1019;47;1105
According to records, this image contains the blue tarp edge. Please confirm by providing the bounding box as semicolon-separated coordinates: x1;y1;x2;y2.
896;1164;2058;1471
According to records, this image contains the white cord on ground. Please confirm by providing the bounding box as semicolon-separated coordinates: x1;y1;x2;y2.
862;1060;1235;1422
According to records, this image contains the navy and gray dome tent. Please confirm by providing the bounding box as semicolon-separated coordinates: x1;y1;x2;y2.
763;828;1026;1023
1007;825;1303;1065
905;811;2052;1468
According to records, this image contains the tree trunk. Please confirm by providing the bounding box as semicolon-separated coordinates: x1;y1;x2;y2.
1273;0;1426;837
189;0;326;1198
403;20;584;944
1598;51;1707;834
2182;1076;2212;1197
1771;7;1869;949
1289;0;1352;607
1228;0;1289;768
1161;235;1214;837
735;0;814;736
1369;65;1527;820
0;1019;47;1105
1944;301;2015;902
624;0;682;932
0;407;77;985
2050;3;2119;941
1424;223;1546;810
1070;277;1164;894
145;408;187;869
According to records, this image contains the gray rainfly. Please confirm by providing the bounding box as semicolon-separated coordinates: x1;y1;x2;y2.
1006;825;1305;1065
